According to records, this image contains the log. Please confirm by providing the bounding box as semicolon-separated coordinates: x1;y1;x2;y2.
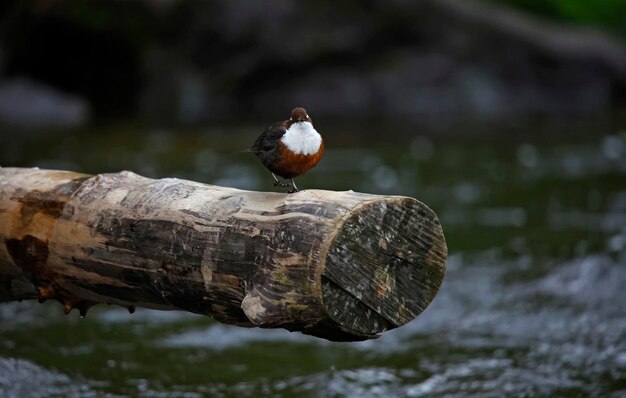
0;167;447;341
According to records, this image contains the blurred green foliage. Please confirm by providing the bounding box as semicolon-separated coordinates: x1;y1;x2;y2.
494;0;626;37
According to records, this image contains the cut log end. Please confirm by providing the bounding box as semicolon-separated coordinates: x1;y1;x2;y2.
319;197;447;340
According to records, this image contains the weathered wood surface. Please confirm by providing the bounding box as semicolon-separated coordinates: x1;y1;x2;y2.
0;167;447;341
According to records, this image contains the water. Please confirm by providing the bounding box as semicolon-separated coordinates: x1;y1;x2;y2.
1;123;626;397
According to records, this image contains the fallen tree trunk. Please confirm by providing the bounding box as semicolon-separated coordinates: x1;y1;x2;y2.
0;167;447;341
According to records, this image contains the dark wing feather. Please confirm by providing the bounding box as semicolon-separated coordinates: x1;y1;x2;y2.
251;121;287;153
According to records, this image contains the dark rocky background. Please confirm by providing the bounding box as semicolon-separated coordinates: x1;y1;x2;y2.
0;0;625;129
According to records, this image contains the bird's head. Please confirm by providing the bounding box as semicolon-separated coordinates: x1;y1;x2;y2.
290;107;312;124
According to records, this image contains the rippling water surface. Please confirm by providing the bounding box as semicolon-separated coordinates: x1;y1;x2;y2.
1;124;625;397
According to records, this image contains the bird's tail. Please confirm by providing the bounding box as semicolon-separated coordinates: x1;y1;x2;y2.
235;147;256;154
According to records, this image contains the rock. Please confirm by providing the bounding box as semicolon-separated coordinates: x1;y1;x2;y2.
0;78;90;128
2;0;625;123
141;0;626;122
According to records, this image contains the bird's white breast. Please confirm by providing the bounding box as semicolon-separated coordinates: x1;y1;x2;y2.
281;122;322;155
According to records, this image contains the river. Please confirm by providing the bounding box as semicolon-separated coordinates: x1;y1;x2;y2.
1;122;625;397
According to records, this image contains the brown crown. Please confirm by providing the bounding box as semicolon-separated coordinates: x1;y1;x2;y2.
290;107;311;122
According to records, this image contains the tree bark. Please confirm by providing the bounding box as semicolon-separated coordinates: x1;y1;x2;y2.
0;167;447;341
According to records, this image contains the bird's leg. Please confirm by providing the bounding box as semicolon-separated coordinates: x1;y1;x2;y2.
271;172;289;187
288;179;299;193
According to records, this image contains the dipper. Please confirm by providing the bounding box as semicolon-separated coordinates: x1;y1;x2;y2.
251;107;324;193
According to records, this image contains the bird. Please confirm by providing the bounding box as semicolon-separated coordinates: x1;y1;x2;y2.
251;107;324;193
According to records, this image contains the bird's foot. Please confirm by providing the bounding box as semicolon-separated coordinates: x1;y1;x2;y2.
287;179;299;193
287;178;298;193
271;173;290;188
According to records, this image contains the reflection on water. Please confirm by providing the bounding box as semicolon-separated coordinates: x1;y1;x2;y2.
1;125;625;397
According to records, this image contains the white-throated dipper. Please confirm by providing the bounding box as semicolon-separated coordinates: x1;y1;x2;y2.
251;107;324;193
